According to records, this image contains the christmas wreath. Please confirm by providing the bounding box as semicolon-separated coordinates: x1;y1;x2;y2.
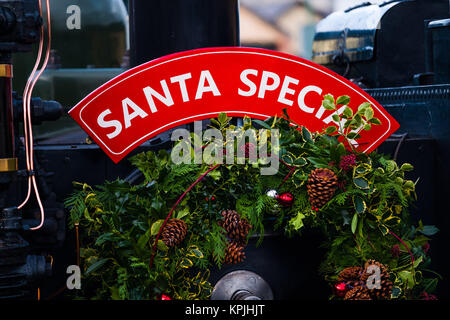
65;94;440;300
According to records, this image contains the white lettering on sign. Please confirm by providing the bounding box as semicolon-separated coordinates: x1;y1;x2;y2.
195;70;221;100
238;69;328;122
298;85;322;114
97;109;122;139
238;69;258;97
122;98;148;128
171;73;192;102
96;68;347;140
278;75;299;106
258;71;280;98
143;80;174;113
97;70;222;140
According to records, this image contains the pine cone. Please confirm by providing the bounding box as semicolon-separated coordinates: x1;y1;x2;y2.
224;241;245;264
338;266;363;282
361;259;392;300
219;210;252;245
371;278;393;300
360;259;388;282
161;218;187;247
344;285;372;300
306;168;338;208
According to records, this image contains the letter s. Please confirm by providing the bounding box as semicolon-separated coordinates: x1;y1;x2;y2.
97;109;122;139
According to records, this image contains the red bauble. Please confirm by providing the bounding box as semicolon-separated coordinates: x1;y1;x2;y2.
160;294;171;300
278;192;294;207
334;282;348;297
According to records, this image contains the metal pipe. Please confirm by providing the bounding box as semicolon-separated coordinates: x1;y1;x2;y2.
128;0;240;67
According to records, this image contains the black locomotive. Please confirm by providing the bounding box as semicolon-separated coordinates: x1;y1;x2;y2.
0;0;449;300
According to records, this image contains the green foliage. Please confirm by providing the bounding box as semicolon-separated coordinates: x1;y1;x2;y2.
66;94;440;300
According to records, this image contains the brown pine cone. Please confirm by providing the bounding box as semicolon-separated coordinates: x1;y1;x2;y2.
370;279;393;300
224;241;246;264
306;168;338;208
161;218;187;247
344;285;372;300
360;259;389;282
361;259;392;300
338;266;363;282
219;210;252;245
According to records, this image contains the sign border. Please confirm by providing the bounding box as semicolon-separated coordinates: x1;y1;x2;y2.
69;47;394;158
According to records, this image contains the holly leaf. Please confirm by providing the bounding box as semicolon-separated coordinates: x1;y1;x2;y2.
325;126;337;134
391;286;402;299
369;117;382;125
347;132;361;140
353;196;366;214
353;177;369;189
358;102;372;113
188;247;204;259
218;112;228;124
302;127;313;144
398;270;415;289
343;106;353;118
323;99;336;110
293;157;307;166
336;95;350;105
180;258;194;268
364;107;374;120
151;219;164;236
290;212;306;231
323;93;335;104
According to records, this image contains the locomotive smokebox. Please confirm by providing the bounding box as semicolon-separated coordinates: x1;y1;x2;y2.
128;0;240;67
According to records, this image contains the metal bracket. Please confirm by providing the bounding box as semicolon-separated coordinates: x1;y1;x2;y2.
0;158;18;172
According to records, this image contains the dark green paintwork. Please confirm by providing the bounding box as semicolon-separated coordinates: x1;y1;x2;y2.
10;0;128;138
12;0;128;94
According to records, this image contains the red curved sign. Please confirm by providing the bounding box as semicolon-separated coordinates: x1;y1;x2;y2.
69;47;399;163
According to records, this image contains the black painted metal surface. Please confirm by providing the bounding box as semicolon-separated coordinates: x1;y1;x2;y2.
128;0;240;67
313;0;449;88
428;19;450;84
